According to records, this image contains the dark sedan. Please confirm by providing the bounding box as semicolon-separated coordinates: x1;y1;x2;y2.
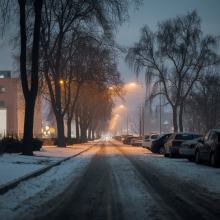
151;133;172;154
164;133;201;157
179;137;203;161
195;129;220;167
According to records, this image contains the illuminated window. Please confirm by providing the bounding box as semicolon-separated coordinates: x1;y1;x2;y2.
0;86;6;93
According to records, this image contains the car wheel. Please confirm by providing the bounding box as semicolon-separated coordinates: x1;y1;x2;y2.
195;150;201;164
160;147;165;154
188;157;194;162
210;152;217;167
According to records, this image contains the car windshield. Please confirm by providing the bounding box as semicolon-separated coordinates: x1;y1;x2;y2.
175;134;193;140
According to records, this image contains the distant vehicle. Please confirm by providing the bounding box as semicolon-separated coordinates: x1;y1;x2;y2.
123;135;134;145
151;133;172;154
164;133;201;157
195;129;220;167
113;136;122;141
179;136;202;161
142;134;159;149
131;137;143;146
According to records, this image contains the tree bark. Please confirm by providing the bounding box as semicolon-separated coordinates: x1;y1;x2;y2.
172;106;178;132
55;113;66;147
75;112;80;141
67;117;72;140
18;0;43;155
179;103;184;132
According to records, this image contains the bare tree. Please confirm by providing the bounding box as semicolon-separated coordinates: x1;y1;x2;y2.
40;0;131;146
1;0;43;155
126;11;219;132
184;68;220;133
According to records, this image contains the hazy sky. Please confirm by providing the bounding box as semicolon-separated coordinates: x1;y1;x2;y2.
0;0;219;77
116;0;220;82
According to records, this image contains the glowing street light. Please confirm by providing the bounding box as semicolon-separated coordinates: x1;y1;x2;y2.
59;79;64;85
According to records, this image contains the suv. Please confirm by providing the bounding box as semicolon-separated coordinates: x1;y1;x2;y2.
142;134;159;149
195;129;220;167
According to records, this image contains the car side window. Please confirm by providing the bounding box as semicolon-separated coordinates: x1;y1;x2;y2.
204;131;210;141
168;134;175;141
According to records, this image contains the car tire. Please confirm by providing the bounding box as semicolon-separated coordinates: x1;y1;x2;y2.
159;147;165;155
210;152;218;167
188;157;194;162
195;150;201;164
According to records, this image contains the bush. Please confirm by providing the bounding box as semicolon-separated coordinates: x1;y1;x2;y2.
32;138;43;151
0;136;22;154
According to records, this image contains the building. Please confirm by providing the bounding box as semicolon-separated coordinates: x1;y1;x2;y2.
0;71;42;138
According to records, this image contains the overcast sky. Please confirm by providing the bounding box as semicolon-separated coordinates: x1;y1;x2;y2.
0;0;219;77
116;0;220;83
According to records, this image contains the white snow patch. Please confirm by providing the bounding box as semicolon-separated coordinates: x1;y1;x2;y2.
0;143;94;189
0;146;99;220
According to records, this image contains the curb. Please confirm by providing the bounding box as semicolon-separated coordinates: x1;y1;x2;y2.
0;142;97;195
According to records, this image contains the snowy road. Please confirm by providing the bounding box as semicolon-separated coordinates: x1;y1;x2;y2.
44;141;220;220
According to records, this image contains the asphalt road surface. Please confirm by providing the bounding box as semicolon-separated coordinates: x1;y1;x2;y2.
44;141;220;220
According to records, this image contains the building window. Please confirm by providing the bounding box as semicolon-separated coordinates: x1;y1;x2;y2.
0;101;5;107
0;86;6;93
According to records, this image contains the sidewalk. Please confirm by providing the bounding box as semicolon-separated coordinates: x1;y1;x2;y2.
0;141;96;194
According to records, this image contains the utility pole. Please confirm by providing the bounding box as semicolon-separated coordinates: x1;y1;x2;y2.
159;82;162;135
126;113;128;135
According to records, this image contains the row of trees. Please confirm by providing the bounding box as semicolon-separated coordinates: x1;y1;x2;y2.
0;0;139;154
127;11;219;132
184;68;220;133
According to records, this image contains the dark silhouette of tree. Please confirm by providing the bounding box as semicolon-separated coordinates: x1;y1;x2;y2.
184;68;220;133
40;0;131;146
126;11;219;132
1;0;43;155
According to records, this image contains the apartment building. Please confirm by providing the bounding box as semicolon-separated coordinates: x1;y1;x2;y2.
0;71;42;138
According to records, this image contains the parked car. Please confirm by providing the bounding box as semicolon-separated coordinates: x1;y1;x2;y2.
142;134;159;149
150;133;172;154
195;129;220;167
131;137;143;146
179;136;203;161
164;133;201;157
123;135;134;145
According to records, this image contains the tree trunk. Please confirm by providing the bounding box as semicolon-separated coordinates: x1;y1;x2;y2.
172;106;178;132
67;117;72;140
80;125;87;141
55;114;66;147
75;112;80;141
88;128;92;140
22;97;35;155
92;129;95;139
179;104;184;132
18;0;43;155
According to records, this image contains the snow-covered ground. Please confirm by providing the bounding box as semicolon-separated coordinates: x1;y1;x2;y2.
0;145;100;220
1;140;220;220
0;143;94;189
117;143;220;195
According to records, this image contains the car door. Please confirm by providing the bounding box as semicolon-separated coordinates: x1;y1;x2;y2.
164;134;175;154
200;131;211;160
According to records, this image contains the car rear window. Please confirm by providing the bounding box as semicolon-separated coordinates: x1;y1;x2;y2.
151;135;159;139
175;134;193;140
